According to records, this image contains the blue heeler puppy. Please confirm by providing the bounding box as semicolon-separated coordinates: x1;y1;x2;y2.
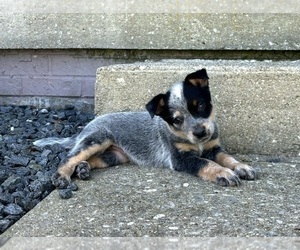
34;69;256;190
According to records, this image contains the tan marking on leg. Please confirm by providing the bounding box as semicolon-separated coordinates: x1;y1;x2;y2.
111;150;130;164
215;152;239;170
108;145;129;163
197;160;240;186
215;152;256;180
204;138;220;151
175;142;199;152
197;161;229;182
87;155;109;169
58;140;113;177
87;145;129;169
107;145;130;165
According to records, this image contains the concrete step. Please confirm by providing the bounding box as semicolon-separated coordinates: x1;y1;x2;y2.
2;156;300;237
2;13;300;50
96;59;300;157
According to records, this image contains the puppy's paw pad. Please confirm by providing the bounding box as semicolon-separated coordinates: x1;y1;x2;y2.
76;161;91;180
234;164;257;180
51;172;70;189
67;182;78;191
59;189;73;199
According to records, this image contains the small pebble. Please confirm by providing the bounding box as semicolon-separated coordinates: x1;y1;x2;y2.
3;203;24;216
39;108;49;114
153;214;165;220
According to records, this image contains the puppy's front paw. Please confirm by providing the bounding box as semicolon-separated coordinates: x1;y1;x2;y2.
75;161;91;180
216;169;241;187
198;163;241;187
51;172;71;189
234;163;257;180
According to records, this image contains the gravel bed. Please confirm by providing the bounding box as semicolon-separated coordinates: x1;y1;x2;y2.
0;105;94;234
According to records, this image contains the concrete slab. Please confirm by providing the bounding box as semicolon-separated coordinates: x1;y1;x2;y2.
1;14;300;50
1;237;300;250
95;59;300;156
2;0;300;13
2;155;300;237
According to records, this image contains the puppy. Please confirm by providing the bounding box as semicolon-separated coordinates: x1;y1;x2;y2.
34;69;256;189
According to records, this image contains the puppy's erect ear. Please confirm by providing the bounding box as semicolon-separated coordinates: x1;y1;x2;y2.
145;93;168;118
184;68;209;87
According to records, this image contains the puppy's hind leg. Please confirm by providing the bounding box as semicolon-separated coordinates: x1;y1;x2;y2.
75;146;130;180
52;139;114;188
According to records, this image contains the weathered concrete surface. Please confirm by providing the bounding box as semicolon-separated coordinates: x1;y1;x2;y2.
3;155;300;237
95;60;300;156
1;14;300;50
2;0;300;13
1;237;300;250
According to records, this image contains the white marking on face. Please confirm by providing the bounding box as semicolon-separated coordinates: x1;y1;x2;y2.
204;120;215;136
170;83;183;100
187;131;196;144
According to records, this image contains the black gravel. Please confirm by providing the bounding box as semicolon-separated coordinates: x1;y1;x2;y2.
0;105;94;234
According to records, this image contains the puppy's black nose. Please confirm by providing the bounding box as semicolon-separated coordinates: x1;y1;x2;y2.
193;126;206;138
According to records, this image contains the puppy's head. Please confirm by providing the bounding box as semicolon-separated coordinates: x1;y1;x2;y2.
146;68;215;144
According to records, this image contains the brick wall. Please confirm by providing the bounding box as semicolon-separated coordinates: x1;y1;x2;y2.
0;50;129;110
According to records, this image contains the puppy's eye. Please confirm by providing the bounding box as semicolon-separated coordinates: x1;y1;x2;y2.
198;103;206;111
173;117;183;126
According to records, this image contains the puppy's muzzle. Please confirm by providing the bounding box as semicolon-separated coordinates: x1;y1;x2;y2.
192;126;207;139
192;122;214;142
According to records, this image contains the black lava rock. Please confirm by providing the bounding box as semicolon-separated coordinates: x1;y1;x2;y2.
0;192;13;205
0;104;93;234
7;155;30;166
3;203;24;216
0;169;8;185
0;203;4;213
1;176;22;193
9;118;20;127
0;219;13;233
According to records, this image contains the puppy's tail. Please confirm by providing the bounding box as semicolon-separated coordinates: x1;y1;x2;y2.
33;136;75;149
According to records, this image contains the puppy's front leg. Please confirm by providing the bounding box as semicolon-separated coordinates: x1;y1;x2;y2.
175;151;240;186
203;142;256;180
196;159;241;187
215;151;256;180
